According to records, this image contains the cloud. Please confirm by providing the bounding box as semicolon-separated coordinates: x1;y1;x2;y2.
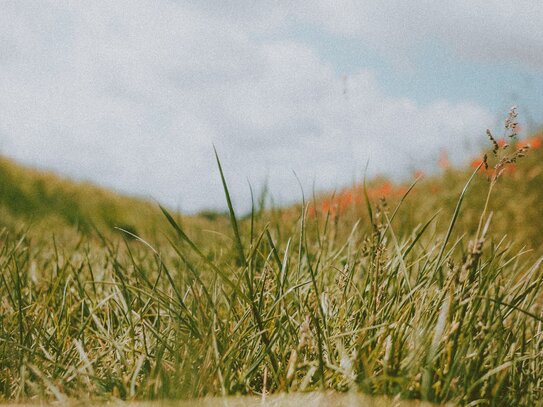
0;1;493;213
290;0;543;71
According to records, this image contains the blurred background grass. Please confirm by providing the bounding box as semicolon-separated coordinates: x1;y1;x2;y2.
0;130;541;405
1;131;541;251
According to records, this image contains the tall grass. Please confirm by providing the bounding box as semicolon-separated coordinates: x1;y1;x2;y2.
0;113;542;405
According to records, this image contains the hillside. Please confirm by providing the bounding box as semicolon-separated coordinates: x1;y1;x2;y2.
303;131;543;253
0;156;177;237
0;128;542;405
1;129;541;250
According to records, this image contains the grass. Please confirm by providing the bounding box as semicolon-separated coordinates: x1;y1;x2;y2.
0;112;542;405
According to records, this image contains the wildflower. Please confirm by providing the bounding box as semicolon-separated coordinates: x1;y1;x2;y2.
376;181;393;197
321;199;331;214
471;159;483;169
338;190;353;212
504;164;517;175
496;139;507;149
307;205;317;219
471;157;492;177
396;186;409;196
438;150;450;170
414;170;425;179
518;137;542;150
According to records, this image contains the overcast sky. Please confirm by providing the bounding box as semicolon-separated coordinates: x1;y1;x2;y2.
1;1;542;213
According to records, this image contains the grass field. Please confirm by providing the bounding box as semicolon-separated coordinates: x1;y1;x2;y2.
1;113;542;405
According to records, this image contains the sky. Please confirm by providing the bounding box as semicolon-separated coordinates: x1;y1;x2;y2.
1;1;542;213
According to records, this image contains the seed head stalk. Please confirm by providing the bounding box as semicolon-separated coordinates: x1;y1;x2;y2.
475;106;527;244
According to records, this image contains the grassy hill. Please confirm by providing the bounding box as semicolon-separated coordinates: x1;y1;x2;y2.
0;124;542;405
1;127;541;251
302;131;543;253
0;156;168;235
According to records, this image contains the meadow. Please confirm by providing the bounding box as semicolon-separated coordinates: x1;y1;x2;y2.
0;111;542;405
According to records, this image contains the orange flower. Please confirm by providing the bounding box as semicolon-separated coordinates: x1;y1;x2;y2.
517;140;529;149
354;193;364;206
338;190;353;212
396;186;409;196
517;136;542;150
321;199;331;213
373;182;393;198
504;164;517;174
438;151;450;170
471;159;483;169
414;170;425;179
471;158;493;177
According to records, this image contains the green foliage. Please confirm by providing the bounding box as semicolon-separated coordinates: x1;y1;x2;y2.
0;130;542;405
0;156;164;234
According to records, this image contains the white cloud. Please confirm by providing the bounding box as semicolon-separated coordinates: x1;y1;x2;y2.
291;0;543;70
0;1;493;213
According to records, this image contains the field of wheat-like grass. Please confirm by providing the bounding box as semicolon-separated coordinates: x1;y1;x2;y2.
1;112;542;405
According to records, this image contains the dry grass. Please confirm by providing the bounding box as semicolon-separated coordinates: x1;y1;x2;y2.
0;111;542;405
